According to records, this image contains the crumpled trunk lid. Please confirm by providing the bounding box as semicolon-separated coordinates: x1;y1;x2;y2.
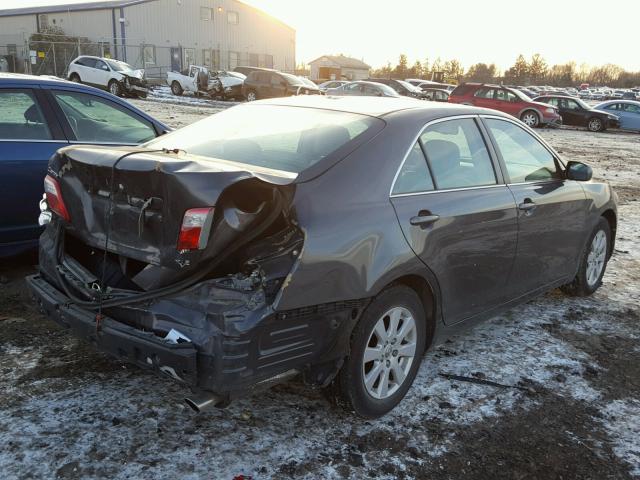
49;146;295;278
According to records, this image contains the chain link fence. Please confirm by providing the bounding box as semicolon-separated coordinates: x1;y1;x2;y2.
1;33;289;83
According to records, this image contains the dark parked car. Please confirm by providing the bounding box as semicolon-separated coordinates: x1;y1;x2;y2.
233;66;269;77
0;73;169;257
534;95;620;131
242;69;320;101
449;83;562;128
28;96;617;418
326;81;401;97
367;78;426;99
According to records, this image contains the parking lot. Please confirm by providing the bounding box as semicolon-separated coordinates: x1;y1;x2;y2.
1;97;639;480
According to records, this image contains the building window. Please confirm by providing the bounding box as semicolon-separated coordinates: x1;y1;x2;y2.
264;54;274;69
143;45;156;65
212;50;220;69
229;51;239;70
183;48;195;68
38;14;49;31
200;7;212;21
227;11;239;24
202;49;211;68
249;53;259;67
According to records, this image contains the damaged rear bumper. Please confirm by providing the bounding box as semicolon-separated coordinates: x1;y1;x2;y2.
27;274;199;384
28;228;366;398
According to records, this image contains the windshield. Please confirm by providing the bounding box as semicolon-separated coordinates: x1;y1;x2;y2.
575;98;591;109
146;105;382;174
298;77;317;87
106;59;134;72
512;89;532;101
377;83;402;96
396;80;421;93
281;72;305;85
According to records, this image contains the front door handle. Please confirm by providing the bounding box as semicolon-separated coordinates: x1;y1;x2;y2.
410;214;440;226
518;201;537;212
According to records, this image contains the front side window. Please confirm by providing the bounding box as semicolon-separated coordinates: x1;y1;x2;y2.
94;60;108;71
486;118;559;183
624;103;640;113
392;142;434;195
565;99;582;110
420;118;496;189
0;89;52;140
146;105;382;174
52;91;156;144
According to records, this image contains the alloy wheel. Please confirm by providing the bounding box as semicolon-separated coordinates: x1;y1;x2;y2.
247;91;256;102
586;230;607;287
362;306;417;400
522;112;539;127
588;118;602;132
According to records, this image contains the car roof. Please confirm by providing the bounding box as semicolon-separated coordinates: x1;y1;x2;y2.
0;72;75;87
249;95;494;118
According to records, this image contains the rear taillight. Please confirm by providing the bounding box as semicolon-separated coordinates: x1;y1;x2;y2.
44;175;70;222
177;207;214;251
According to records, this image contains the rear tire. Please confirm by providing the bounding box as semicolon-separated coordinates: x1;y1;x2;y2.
108;80;122;97
69;73;81;83
588;117;604;132
561;217;611;297
520;110;540;128
331;285;427;418
171;81;183;96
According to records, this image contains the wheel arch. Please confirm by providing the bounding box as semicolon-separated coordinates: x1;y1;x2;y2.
601;209;617;257
385;274;438;348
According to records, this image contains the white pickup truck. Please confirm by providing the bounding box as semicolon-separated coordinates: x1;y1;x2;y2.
166;65;245;100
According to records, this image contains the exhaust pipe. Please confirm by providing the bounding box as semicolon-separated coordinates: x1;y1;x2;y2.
184;392;228;413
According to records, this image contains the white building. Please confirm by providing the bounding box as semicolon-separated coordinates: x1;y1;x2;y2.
0;0;296;74
309;55;371;82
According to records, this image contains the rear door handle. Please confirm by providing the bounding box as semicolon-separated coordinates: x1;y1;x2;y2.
518;201;537;212
410;214;440;226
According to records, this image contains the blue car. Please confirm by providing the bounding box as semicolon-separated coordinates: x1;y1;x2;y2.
0;73;169;257
595;100;640;132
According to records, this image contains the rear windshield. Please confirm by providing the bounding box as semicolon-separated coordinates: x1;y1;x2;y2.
146;105;382;174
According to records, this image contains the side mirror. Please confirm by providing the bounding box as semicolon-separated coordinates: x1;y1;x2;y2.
566;161;592;181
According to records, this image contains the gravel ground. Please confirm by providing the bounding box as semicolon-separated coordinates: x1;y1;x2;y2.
1;97;639;480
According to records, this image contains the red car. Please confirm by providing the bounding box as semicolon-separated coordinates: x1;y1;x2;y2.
449;83;562;128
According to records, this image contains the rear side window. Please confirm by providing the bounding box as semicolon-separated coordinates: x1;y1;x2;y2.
75;57;95;68
0;89;52;140
392;142;434;195
486;118;560;183
420;119;496;189
52;90;156;144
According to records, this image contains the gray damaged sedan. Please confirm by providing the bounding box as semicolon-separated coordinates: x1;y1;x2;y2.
28;96;617;418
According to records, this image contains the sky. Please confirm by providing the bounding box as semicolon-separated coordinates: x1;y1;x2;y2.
3;0;640;71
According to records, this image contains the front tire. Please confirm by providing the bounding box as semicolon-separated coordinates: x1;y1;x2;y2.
108;80;122;97
588;117;604;132
521;110;540;128
561;217;611;296
332;285;427;418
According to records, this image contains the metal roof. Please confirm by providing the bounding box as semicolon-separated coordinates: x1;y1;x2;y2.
309;55;371;70
0;0;156;17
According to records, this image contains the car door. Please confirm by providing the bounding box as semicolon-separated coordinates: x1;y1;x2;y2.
616;103;640;130
495;89;520;116
46;88;159;146
390;116;518;324
92;59;111;88
0;87;68;252
482;116;589;295
472;87;497;109
270;73;287;98
75;57;95;84
562;98;588;127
